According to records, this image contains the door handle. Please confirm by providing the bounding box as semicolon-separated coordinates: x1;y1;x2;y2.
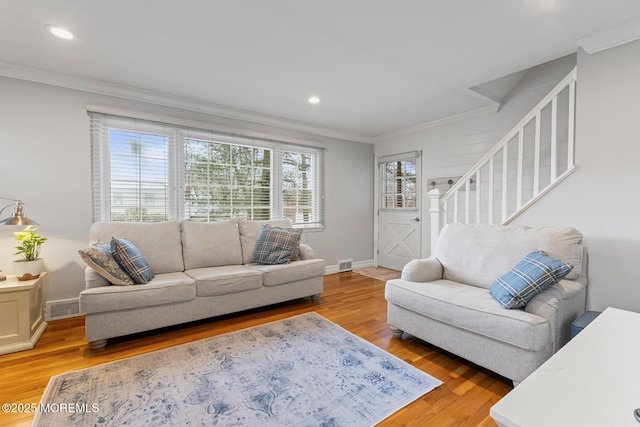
413;217;420;222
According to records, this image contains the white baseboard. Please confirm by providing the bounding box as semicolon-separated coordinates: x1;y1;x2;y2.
325;259;374;275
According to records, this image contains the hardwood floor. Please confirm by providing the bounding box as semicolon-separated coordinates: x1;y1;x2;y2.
0;272;512;426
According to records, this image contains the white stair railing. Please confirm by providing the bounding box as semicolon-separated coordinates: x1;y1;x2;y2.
429;67;577;253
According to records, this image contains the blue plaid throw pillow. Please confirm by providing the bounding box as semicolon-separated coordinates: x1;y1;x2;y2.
251;224;302;265
110;237;154;284
490;250;573;309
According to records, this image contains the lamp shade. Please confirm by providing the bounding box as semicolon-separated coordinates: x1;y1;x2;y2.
0;200;39;225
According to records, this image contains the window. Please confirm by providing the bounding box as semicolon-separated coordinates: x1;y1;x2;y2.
280;148;323;227
183;137;272;221
89;112;325;229
381;159;417;209
107;127;169;221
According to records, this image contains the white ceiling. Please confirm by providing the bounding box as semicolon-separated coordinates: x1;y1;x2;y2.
1;1;640;142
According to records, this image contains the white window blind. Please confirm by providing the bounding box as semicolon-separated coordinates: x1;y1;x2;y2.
278;144;325;229
89;112;325;229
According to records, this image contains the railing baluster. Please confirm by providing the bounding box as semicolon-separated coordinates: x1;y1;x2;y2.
428;189;442;255
533;111;541;196
488;157;494;225
464;180;470;223
475;171;480;223
502;145;508;222
568;80;576;168
551;96;558;181
453;190;458;223
517;129;524;209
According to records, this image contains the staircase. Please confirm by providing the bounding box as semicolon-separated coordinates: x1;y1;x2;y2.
429;67;577;253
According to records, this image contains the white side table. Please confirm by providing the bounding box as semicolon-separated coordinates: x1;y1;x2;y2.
0;272;47;355
490;307;640;426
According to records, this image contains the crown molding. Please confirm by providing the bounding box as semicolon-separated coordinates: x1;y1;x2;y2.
577;18;640;54
0;61;371;144
372;104;498;143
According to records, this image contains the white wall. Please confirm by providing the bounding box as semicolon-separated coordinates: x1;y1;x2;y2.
513;40;640;313
0;77;374;304
374;54;577;257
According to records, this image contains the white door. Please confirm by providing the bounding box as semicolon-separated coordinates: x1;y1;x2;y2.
377;153;421;271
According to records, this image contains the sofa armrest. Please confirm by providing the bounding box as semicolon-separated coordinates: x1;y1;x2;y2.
298;243;315;260
85;266;110;289
401;258;444;282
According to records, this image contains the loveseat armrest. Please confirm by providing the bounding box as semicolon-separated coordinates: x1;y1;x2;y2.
298;243;315;260
401;258;444;282
525;278;587;352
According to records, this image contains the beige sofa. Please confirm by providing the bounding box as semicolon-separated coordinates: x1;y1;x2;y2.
385;222;588;384
79;218;325;350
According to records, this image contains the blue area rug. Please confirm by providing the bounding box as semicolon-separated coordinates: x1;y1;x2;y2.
34;312;441;426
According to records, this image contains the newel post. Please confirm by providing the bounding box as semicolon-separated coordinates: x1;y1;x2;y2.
428;189;443;255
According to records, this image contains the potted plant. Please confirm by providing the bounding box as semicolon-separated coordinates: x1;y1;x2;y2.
13;225;47;281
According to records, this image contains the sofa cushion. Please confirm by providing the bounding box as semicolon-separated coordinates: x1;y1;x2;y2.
78;242;134;286
186;265;263;296
238;218;292;264
490;251;574;309
435;223;583;289
181;219;243;269
248;259;326;287
89;221;184;274
385;278;551;351
251;224;302;265
110;237;154;284
79;272;196;313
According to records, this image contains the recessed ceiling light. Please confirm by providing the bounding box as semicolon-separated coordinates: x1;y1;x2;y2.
46;25;74;40
308;96;321;104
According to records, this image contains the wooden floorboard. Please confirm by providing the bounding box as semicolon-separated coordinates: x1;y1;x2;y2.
0;272;512;426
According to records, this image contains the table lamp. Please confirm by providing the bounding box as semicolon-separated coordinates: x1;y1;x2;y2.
0;197;39;281
0;197;39;226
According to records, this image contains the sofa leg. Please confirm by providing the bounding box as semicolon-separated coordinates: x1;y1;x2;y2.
389;326;404;338
310;294;321;302
88;339;108;351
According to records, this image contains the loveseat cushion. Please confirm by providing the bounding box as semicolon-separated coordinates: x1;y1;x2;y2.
89;221;185;274
181;219;243;269
185;265;263;296
435;223;584;289
79;272;195;313
247;259;326;287
385;278;551;351
238;218;293;265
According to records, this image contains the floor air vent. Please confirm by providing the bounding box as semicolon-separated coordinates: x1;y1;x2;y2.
45;298;80;321
337;259;353;272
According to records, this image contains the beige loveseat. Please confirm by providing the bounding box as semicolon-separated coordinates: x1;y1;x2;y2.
79;218;325;350
385;223;588;384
